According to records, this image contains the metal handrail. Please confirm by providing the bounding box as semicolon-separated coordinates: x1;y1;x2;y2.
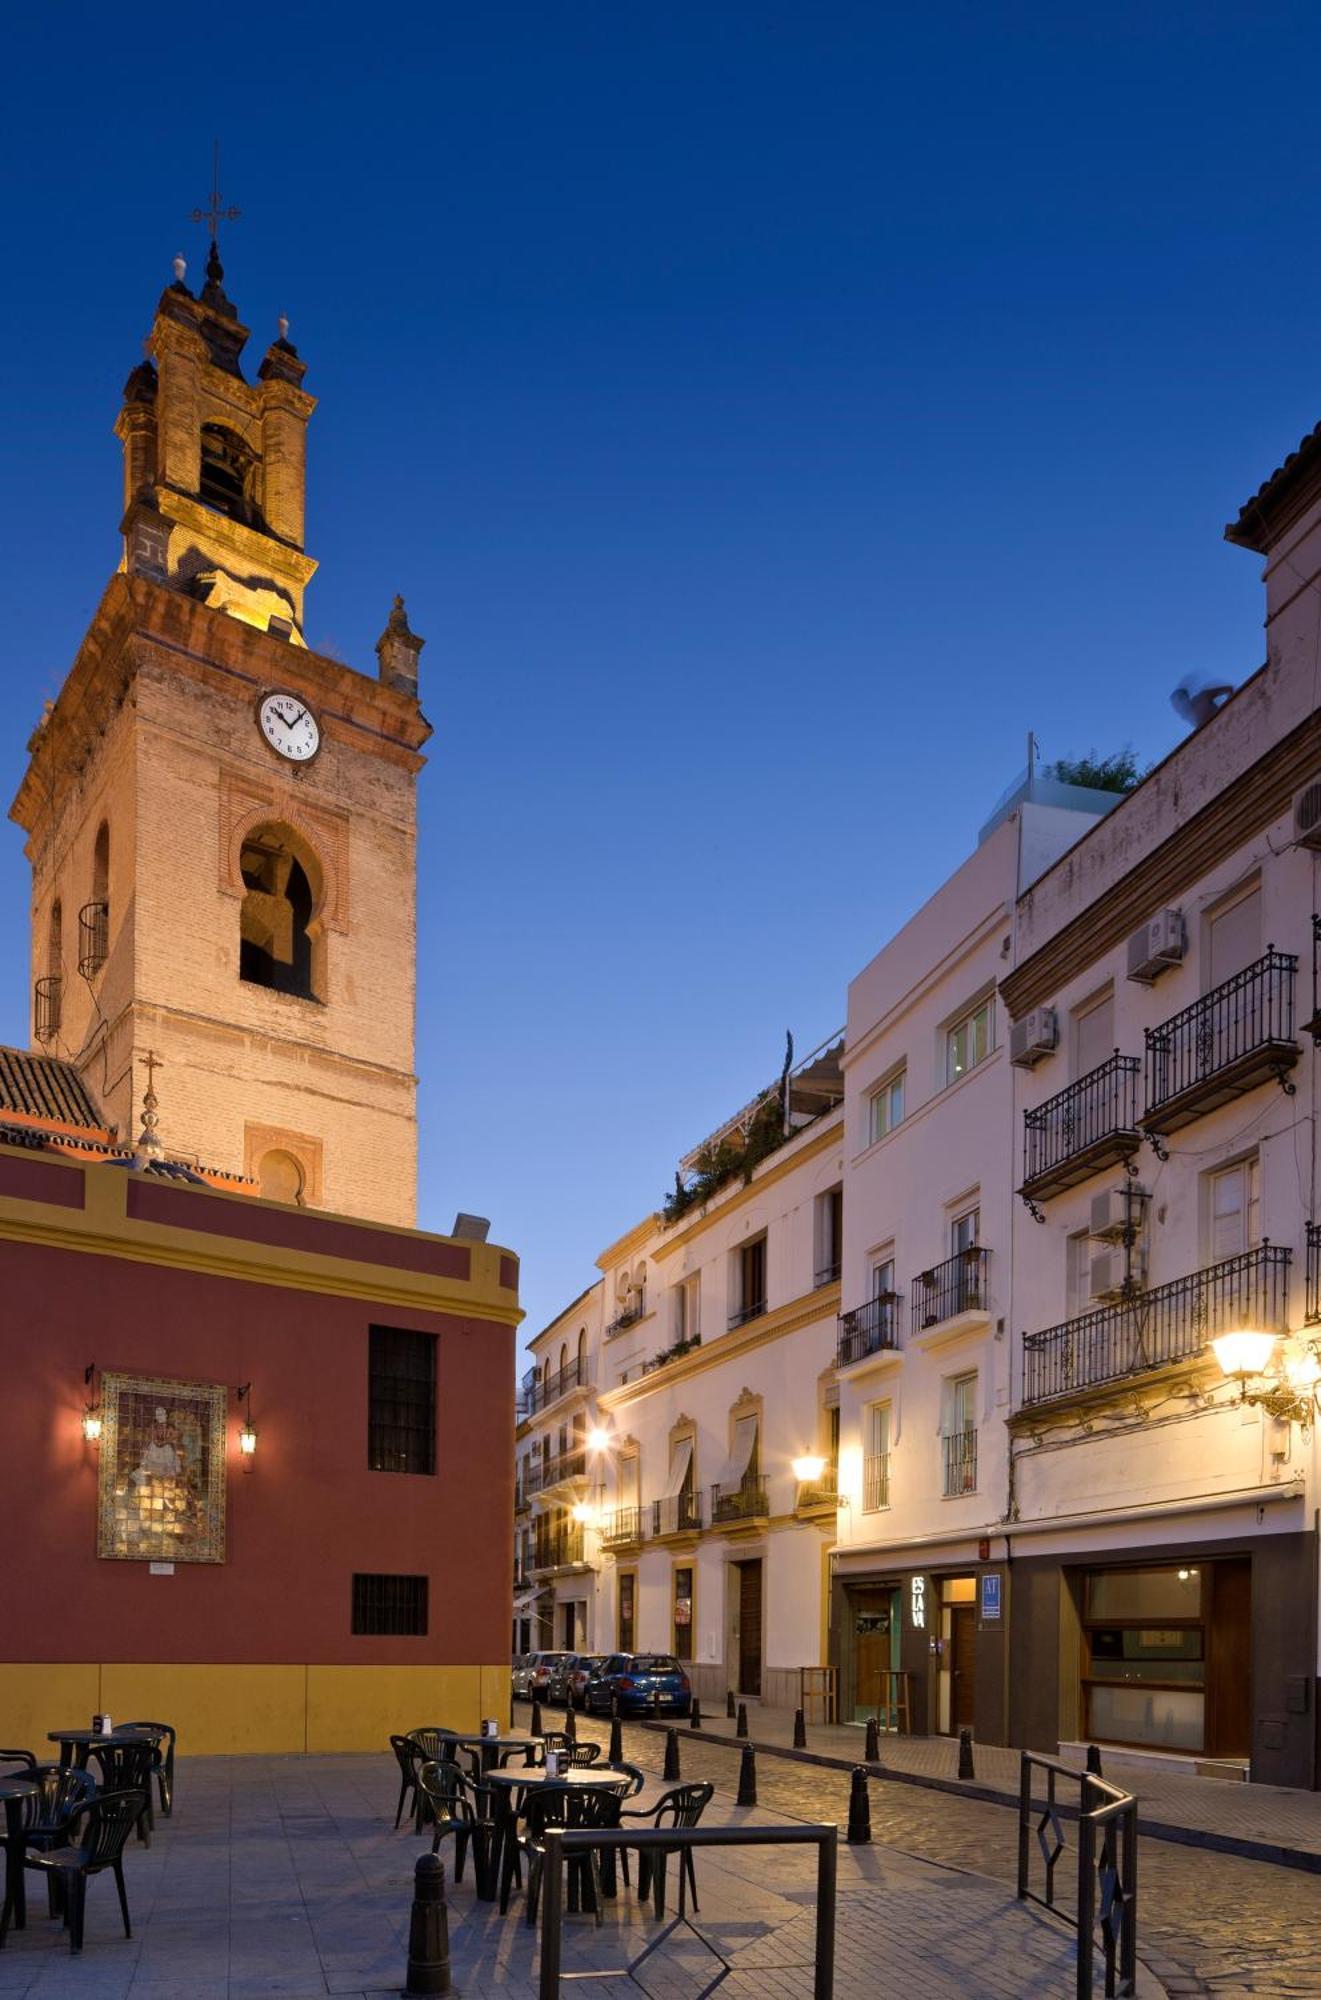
1022;1241;1291;1406
522;1356;592;1416
1022;1052;1141;1189
77;901;108;980
600;1504;644;1547
1017;1751;1138;1998
837;1292;900;1367
941;1428;977;1497
862;1451;890;1511
728;1297;767;1330
530;1527;586;1571
912;1246;990;1327
1145;948;1297;1124
650;1491;703;1536
33;975;62;1044
538;1822;839;2000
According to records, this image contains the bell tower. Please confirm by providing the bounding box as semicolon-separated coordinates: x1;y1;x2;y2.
9;241;430;1227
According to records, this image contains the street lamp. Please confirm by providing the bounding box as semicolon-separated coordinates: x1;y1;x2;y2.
1211;1330;1321;1427
586;1425;611;1453
791;1452;827;1483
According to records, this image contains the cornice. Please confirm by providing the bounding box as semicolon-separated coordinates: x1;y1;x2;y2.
597;1281;840;1410
649;1118;844;1264
1001;708;1321;1020
596;1214;661;1271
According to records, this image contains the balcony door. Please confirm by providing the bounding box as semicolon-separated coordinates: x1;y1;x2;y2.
735;1558;763;1697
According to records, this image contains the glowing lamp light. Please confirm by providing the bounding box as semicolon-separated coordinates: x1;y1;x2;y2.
81;1408;103;1444
791;1452;827;1483
1286;1349;1321;1391
1210;1330;1278;1381
570;1500;596;1526
586;1426;611;1453
238;1420;258;1456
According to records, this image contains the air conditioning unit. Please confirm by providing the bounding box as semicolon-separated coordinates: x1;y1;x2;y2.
1089;1246;1147;1304
1126;909;1185;985
1293;777;1321;850
1009;1006;1059;1068
1089;1184;1149;1243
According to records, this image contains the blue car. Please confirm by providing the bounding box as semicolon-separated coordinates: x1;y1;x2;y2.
584;1652;693;1717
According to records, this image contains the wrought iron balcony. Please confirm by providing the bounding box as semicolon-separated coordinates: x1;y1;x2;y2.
837;1293;901;1368
530;1527;586;1572
1144;950;1298;1138
604;1292;647;1340
815;1258;842;1288
33;975;62;1045
650;1491;704;1538
521;1355;592;1416
527;1448;588;1493
728;1297;767;1331
599;1504;645;1549
862;1451;890;1511
942;1428;978;1497
1308;1222;1321;1327
77;901;108;980
794;1461;839;1513
711;1473;769;1526
1021;1053;1141;1203
912;1247;991;1330
1022;1242;1292;1408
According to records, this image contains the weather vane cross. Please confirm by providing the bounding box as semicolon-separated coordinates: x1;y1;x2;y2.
190;141;240;242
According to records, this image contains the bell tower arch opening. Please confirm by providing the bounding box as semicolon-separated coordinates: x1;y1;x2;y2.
238;823;325;1001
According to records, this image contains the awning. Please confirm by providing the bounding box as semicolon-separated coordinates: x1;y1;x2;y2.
720;1414;758;1488
662;1436;694;1499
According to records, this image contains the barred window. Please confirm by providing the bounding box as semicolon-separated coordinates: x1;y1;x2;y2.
368;1326;437;1474
352;1572;428;1636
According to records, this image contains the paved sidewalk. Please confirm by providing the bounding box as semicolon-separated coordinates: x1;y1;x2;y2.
653;1704;1321;1867
0;1753;1166;1998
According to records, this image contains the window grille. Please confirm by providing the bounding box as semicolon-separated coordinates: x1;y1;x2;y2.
368;1326;437;1474
351;1572;428;1635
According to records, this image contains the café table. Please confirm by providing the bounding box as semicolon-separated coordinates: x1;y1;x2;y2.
437;1731;541;1777
0;1777;39;1946
484;1765;634;1911
46;1727;153;1770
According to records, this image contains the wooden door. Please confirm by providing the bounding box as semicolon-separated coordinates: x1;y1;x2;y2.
1207;1557;1251;1757
738;1561;763;1697
950;1605;977;1730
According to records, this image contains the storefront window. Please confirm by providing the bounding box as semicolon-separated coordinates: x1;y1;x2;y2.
1083;1565;1206;1753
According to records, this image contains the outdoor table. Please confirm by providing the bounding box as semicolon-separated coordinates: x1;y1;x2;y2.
439;1731;541;1777
46;1727;152;1770
485;1766;634;1911
0;1777;39;1945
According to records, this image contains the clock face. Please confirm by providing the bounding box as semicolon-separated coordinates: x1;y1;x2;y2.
258;692;321;764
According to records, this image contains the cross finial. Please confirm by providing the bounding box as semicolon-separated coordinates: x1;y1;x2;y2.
190;141;240;244
136;1049;165;1162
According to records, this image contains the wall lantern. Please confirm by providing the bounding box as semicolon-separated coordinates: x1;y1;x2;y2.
81;1363;102;1443
586;1425;611;1454
236;1382;258;1462
791;1451;826;1483
570;1500;597;1527
1211;1330;1321;1428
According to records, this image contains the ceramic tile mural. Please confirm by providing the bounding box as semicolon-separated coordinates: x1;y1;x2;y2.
97;1371;227;1562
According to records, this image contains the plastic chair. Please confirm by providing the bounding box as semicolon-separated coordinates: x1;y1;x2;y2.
86;1741;155;1847
389;1735;422;1829
416;1762;496;1895
502;1782;622;1927
1;1765;98;1929
0;1749;36;1777
619;1782;714;1915
119;1722;175;1817
599;1761;646;1797
20;1789;143;1953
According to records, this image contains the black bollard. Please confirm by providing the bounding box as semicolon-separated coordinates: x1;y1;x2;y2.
735;1701;749;1740
864;1716;881;1763
736;1741;757;1807
957;1727;975;1781
726;1688;736;1719
404;1852;453;1995
564;1705;577;1745
530;1695;543;1737
608;1710;624;1764
846;1766;872;1845
1085;1743;1104;1778
792;1707;807;1750
509;1688;515;1731
690;1696;702;1730
663;1727;681;1781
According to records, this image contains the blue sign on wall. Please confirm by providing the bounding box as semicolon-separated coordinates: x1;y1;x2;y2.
981;1572;1001;1621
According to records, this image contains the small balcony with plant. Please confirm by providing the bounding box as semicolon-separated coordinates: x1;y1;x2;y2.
661;1032;845;1225
911;1247;992;1346
836;1292;902;1377
599;1504;645;1552
710;1472;770;1532
649;1490;704;1544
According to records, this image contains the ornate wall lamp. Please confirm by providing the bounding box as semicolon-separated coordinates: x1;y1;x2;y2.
81;1363;102;1443
236;1382;258;1464
1211;1331;1321;1429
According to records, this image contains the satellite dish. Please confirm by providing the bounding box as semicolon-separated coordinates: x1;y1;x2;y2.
1171;672;1235;731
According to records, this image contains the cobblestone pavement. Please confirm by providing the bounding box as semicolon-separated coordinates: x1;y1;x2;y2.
0;1751;1164;1998
572;1714;1321;1998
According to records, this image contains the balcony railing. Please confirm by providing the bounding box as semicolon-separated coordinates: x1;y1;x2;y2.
1021;1053;1141;1202
1144;950;1298;1136
814;1258;842;1288
521;1356;592;1416
33;975;62;1045
711;1473;769;1525
728;1297;767;1331
1308;1222;1321;1327
795;1461;840;1511
77;901;108;980
1022;1242;1292;1407
600;1505;645;1549
942;1428;977;1497
527;1448;588;1493
604;1292;647;1340
912;1247;991;1329
837;1293;901;1369
862;1451;890;1511
531;1527;586;1571
651;1491;703;1537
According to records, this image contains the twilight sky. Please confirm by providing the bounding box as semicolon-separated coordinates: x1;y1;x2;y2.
1;3;1316;1345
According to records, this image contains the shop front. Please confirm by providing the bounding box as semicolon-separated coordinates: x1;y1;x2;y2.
832;1554;1009;1743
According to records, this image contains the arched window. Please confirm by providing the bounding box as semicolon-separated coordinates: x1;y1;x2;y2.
577;1328;587;1380
239;826;322;1000
199;423;259;524
258;1149;306;1205
559;1342;568;1380
78;826;110;978
92;823;109;909
48;900;62;978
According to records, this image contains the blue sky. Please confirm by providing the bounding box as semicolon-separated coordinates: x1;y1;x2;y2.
1;3;1316;1345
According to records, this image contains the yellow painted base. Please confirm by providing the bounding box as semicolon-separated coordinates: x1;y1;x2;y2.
0;1663;511;1758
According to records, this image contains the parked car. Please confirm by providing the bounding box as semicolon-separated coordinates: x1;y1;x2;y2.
524;1651;575;1701
583;1653;693;1717
510;1654;535;1698
544;1653;584;1704
564;1654;610;1709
